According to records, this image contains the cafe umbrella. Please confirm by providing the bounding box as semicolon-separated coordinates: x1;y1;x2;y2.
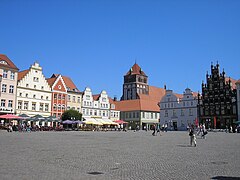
0;114;22;124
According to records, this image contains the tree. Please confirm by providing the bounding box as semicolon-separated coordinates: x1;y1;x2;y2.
61;109;82;121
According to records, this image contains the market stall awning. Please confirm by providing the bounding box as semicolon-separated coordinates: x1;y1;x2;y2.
114;120;128;124
0;114;22;119
83;118;103;125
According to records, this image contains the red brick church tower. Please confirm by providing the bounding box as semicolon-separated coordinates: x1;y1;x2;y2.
121;63;149;100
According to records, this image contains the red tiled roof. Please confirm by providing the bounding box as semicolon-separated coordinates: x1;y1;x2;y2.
0;54;19;70
18;69;29;81
62;76;80;92
47;77;57;87
174;93;183;99
115;86;165;112
236;79;240;85
93;94;100;101
126;63;146;76
225;77;237;89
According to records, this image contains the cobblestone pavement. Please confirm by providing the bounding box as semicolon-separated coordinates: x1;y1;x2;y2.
0;130;239;180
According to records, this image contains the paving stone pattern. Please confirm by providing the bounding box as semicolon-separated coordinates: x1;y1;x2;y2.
0;130;239;180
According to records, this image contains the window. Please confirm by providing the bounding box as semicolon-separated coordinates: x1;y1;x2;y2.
46;96;49;100
33;77;39;82
10;72;15;80
32;103;36;110
62;95;65;100
18;101;22;109
45;104;49;111
3;70;7;78
86;95;90;100
77;97;80;103
94;110;97;115
26;84;29;88
83;109;85;115
68;95;71;101
62;105;65;111
2;84;7;92
24;102;28;110
189;109;193;116
34;85;36;89
143;112;145;118
26;93;28;98
40;103;44;111
33;94;36;99
151;113;153;119
58;94;61;100
73;96;76;102
181;109;184;116
102;97;106;102
19;93;22;97
41;96;43;99
58;104;61;110
9;85;14;93
8;100;13;108
54;94;57;99
67;106;70;110
41;86;44;90
90;110;92;115
165;110;168;117
173;110;176;117
53;104;57;110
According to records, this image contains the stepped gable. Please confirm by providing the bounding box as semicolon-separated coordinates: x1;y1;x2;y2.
0;54;19;70
125;63;146;76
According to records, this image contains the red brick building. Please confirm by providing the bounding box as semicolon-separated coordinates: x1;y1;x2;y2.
47;74;68;119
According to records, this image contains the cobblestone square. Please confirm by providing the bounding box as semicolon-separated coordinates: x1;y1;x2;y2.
0;130;239;180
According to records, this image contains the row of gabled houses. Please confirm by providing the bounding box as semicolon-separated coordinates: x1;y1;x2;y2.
0;54;239;130
0;54;120;125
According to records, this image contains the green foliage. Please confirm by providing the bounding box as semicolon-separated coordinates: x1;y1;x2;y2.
61;109;82;121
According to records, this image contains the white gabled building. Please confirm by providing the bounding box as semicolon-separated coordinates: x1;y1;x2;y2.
82;87;110;119
160;88;198;130
16;62;52;117
81;87;120;121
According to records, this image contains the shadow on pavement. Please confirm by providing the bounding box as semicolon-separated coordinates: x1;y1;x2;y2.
211;176;240;180
177;145;193;147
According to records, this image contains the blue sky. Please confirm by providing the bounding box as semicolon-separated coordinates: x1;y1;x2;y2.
1;0;239;99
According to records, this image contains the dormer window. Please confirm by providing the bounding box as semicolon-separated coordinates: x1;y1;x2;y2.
0;60;7;65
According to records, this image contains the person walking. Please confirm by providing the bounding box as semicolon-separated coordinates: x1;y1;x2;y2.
189;125;197;147
152;124;156;136
202;123;207;139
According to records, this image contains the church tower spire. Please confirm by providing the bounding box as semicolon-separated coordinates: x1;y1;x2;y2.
121;63;149;100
